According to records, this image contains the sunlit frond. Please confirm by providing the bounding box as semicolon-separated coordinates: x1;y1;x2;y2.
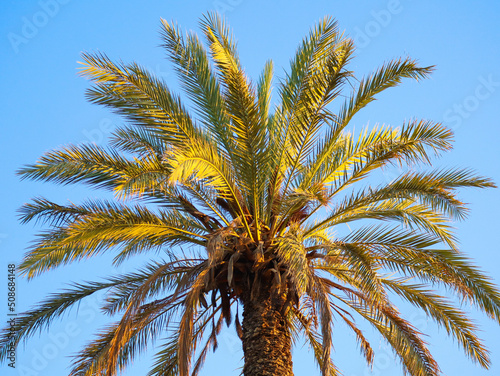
110;124;166;157
382;278;490;367
17;143;134;189
200;12;271;233
18;201;208;278
160;19;233;156
80;52;203;146
333;289;440;376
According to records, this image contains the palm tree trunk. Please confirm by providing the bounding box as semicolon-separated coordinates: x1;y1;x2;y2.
241;289;294;376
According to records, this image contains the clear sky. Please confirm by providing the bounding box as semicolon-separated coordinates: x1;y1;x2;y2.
1;1;500;375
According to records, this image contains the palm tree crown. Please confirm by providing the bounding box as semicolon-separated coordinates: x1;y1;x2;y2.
2;13;499;376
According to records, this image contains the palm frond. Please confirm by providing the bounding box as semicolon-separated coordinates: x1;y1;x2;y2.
18;201;208;278
321;58;434;155
80;52;203;145
166;137;253;236
291;307;341;375
110;124;166;158
274;17;354;204
330;303;374;365
17;143;134;190
307;274;334;376
333;289;440;376
275;227;310;296
0;263;184;361
200;12;270;234
160;19;233;155
382;278;490;368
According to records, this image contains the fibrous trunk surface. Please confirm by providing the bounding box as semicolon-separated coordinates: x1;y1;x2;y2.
241;289;294;376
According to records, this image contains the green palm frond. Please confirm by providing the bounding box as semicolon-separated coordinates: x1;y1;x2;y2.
102;260;198;315
333;288;440;376
110;124;166;157
383;168;496;219
17;143;134;189
200;12;272;235
160;19;233;156
166;137;252;236
0;261;186;361
318;120;453;191
72;300;173;376
80;52;204;145
383;247;500;324
256;60;274;129
291;307;342;375
331;57;434;139
342;227;500;324
19;197;90;226
306;190;457;250
273;17;354;201
329;303;374;365
305;59;434;189
382;278;489;367
19;201;208;278
275;227;310;295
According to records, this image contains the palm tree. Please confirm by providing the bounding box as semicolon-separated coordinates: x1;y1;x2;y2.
1;12;499;376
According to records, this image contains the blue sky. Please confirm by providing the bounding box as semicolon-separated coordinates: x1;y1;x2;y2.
1;0;500;375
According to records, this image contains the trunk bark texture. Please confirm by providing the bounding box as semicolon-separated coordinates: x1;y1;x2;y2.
241;289;293;376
